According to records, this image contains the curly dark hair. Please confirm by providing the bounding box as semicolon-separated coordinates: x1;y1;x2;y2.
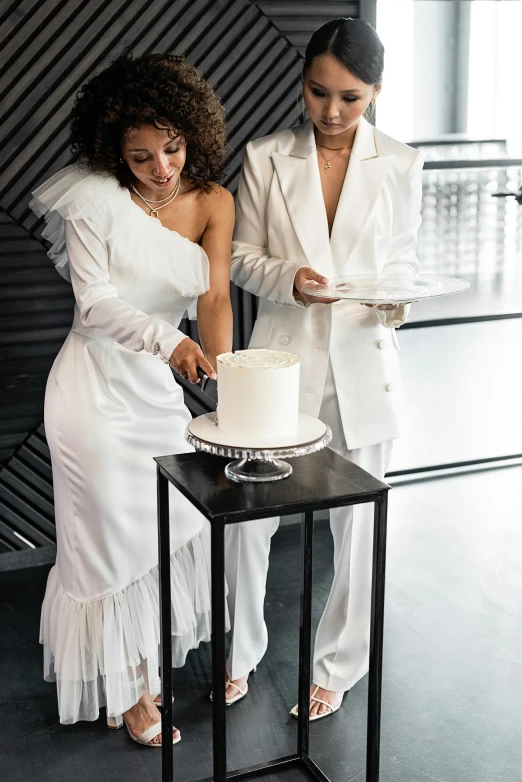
70;51;227;191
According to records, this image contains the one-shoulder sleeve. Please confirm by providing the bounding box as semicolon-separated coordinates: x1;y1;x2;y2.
30;164;120;282
30;165;189;361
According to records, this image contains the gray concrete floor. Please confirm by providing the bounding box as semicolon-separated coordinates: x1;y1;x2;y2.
0;466;520;782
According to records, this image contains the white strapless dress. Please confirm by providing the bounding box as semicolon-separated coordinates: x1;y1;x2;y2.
30;165;218;724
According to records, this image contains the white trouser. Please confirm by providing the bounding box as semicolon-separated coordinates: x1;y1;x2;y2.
225;363;393;692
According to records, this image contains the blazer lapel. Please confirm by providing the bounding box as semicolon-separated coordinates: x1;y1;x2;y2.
329;118;394;271
271;120;332;276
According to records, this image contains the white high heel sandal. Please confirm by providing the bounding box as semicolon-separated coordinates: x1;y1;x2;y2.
290;685;344;722
209;667;257;706
152;692;175;709
107;714;181;747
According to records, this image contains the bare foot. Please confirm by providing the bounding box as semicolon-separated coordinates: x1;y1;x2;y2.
309;684;343;718
123;691;180;745
225;673;249;700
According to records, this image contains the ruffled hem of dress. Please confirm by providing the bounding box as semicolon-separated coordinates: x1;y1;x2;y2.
40;523;223;724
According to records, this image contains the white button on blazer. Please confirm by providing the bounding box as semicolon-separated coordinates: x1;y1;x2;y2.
231;118;423;450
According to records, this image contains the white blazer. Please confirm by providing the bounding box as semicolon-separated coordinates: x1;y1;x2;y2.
231;117;423;450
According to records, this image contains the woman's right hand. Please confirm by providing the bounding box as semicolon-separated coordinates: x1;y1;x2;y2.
170;338;217;383
293;267;340;305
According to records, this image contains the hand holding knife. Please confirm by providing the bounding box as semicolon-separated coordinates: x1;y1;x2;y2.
197;367;218;405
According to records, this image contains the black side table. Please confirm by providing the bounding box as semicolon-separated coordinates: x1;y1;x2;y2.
155;448;389;782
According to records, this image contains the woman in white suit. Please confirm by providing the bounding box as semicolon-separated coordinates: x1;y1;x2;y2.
224;18;424;719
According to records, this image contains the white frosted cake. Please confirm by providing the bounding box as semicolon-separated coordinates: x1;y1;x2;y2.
216;349;300;439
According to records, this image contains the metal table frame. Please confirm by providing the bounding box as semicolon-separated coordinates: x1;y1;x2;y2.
155;454;389;782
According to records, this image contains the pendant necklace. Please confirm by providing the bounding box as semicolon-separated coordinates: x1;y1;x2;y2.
316;143;353;174
131;176;181;218
131;186;175;203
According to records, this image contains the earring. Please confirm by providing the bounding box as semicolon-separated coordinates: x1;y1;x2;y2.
365;100;377;126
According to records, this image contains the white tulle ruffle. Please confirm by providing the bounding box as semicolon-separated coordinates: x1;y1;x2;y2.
40;524;220;725
30;165;120;281
29;164;210;302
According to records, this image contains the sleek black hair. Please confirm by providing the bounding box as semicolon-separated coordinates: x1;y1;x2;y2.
303;17;384;123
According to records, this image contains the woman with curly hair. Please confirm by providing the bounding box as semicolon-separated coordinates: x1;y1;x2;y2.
30;51;234;746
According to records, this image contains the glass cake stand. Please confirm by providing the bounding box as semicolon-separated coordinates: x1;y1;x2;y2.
186;412;332;483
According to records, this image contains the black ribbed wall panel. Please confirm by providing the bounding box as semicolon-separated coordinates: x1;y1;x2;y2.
0;0;361;550
257;1;359;54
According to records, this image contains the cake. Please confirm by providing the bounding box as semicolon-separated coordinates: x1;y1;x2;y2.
216;349;300;439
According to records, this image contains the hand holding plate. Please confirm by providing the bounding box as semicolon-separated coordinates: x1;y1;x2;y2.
299;274;470;304
294;267;340;304
362;302;409;310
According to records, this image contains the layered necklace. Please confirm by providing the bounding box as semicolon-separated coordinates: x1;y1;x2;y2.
131;176;181;218
316;142;353;174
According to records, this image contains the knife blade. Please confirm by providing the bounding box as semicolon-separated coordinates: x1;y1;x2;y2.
197;367;218;405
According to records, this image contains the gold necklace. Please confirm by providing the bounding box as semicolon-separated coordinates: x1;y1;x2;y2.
131;182;177;204
316;143;354;151
132;176;181;218
316;144;353;174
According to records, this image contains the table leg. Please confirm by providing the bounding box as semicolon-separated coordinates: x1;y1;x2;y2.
366;492;389;782
157;468;174;782
211;520;227;782
297;510;314;759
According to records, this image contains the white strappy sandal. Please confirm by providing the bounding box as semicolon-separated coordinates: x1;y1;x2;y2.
107;714;181;747
209;667;257;706
153;692;175;709
290;685;344;722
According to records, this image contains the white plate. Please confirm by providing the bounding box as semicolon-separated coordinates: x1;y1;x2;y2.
187;412;328;450
300;273;470;304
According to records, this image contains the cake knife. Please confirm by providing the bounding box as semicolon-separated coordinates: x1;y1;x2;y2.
196;367;218;405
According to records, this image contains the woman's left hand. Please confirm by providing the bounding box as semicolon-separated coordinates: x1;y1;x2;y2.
362;302;411;310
